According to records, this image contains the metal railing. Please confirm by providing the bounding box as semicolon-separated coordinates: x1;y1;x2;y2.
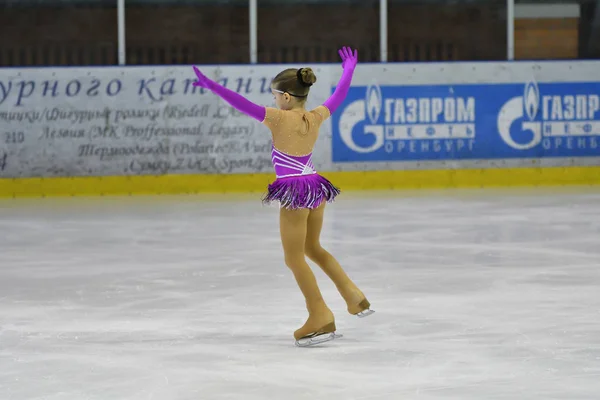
0;0;591;67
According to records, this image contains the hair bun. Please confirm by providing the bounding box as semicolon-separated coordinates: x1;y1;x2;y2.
297;68;317;87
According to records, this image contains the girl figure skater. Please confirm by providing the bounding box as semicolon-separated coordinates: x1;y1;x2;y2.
192;47;373;347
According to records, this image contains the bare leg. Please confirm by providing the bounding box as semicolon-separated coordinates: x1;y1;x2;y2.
279;206;335;340
305;202;371;315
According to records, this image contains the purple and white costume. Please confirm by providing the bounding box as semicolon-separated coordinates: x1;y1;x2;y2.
261;146;340;209
191;49;355;210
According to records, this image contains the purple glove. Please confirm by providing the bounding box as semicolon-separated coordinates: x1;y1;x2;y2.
323;47;358;114
192;66;266;122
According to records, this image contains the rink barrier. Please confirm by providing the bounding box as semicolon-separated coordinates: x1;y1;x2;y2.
1;165;599;198
2;62;600;195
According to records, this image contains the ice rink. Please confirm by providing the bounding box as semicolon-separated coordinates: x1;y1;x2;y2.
1;187;600;400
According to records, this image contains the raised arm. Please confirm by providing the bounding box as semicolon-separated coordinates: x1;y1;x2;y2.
192;66;266;122
323;47;358;114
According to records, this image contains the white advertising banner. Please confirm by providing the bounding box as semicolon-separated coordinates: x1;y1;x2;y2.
0;65;331;178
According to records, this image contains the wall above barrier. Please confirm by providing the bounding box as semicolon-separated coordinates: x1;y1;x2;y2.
1;61;600;197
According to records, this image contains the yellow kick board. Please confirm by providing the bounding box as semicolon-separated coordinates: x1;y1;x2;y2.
1;166;599;198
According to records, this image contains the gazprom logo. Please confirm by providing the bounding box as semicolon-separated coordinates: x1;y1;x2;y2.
366;84;382;124
497;80;543;150
337;84;385;154
524;81;539;121
337;83;477;155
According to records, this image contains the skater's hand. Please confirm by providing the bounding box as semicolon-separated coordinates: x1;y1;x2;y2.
322;47;358;114
338;46;358;71
192;66;214;90
190;65;266;122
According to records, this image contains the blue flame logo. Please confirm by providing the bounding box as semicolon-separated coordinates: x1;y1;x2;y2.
366;84;382;125
524;81;539;121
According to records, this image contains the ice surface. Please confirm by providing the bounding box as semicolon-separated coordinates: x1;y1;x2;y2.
1;188;600;400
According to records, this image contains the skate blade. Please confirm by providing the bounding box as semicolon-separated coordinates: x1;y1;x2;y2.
356;309;375;318
295;332;343;347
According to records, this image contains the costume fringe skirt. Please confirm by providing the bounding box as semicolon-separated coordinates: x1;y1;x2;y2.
262;173;341;210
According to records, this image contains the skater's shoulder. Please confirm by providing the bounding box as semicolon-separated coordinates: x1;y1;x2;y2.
310;105;330;123
262;107;283;128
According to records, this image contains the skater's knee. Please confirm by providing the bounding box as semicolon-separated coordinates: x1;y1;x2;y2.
305;243;328;262
284;253;306;270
